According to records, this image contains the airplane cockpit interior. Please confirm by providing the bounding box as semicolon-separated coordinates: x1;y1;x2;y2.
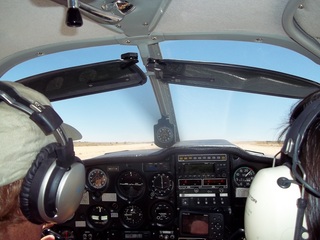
1;0;320;239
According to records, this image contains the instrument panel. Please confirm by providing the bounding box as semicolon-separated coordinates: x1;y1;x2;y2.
52;140;273;240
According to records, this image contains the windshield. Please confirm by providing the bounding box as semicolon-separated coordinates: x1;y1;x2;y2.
0;45;160;144
2;40;320;158
160;40;320;153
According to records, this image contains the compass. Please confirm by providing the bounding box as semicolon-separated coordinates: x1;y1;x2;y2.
154;117;175;148
156;126;174;144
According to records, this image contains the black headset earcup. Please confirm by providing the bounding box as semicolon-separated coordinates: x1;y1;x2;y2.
20;143;86;224
0;82;85;224
20;143;58;224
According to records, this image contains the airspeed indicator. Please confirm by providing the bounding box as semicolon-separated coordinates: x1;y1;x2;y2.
233;167;256;187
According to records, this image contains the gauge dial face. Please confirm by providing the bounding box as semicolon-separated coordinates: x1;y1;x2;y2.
117;170;146;200
87;205;110;229
151;173;174;196
151;201;174;225
87;168;108;190
156;126;174;144
233;167;256;187
121;205;144;228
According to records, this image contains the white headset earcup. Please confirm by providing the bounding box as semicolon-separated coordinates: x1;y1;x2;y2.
244;165;307;240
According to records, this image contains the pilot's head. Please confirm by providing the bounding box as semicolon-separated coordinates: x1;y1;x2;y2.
245;90;320;240
0;81;84;235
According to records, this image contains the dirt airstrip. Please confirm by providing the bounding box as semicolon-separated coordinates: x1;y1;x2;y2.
74;141;282;160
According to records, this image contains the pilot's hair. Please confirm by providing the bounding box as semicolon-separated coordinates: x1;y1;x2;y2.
280;90;320;239
0;179;25;230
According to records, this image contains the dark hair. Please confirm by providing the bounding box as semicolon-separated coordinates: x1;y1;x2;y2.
281;90;320;240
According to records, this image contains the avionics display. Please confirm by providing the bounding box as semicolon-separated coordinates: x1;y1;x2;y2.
176;153;230;213
179;212;224;239
177;154;227;179
181;212;209;236
178;178;227;187
183;164;214;175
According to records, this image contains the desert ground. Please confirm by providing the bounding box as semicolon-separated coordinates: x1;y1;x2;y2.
74;141;282;159
74;142;159;159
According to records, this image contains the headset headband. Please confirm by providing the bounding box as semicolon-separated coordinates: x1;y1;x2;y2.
0;82;68;145
0;82;74;168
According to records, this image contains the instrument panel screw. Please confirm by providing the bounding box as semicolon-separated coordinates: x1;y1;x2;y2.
36;52;45;56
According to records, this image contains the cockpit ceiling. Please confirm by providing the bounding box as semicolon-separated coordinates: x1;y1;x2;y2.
294;0;320;39
1;0;320;75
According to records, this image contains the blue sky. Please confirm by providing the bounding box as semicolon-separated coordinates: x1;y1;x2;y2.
1;40;320;142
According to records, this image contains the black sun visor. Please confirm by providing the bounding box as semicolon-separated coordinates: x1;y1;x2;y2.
18;53;147;101
147;58;320;99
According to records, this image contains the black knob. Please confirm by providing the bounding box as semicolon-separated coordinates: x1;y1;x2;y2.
66;7;83;27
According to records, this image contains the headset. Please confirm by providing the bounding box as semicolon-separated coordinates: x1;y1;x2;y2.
0;82;85;224
245;95;320;240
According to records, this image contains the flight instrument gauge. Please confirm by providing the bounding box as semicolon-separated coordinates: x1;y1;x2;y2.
151;201;174;225
233;166;256;187
87;205;110;229
156;126;174;144
87;168;109;190
154;117;176;148
121;205;144;228
151;173;174;197
116;170;146;201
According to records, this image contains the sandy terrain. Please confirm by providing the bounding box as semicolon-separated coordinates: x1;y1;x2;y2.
234;141;282;156
74;141;282;159
74;142;159;159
